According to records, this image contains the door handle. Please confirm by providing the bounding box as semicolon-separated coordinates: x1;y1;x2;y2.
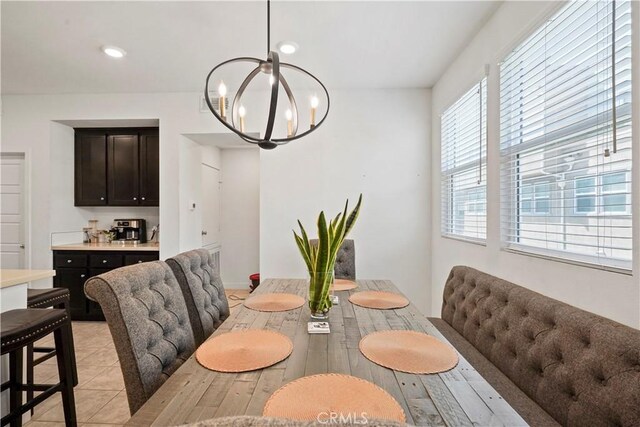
202;231;208;236
19;244;25;249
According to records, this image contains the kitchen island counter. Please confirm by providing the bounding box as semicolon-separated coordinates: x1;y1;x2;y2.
0;269;56;289
51;242;159;252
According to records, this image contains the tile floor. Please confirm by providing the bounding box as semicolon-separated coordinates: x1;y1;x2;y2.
24;288;250;427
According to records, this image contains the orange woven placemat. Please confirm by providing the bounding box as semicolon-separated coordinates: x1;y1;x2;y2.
196;329;293;373
331;279;358;292
263;373;405;422
244;293;305;312
359;330;459;374
348;291;409;310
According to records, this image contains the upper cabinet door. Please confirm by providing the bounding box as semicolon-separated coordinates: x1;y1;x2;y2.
139;131;159;206
107;134;140;206
75;132;107;206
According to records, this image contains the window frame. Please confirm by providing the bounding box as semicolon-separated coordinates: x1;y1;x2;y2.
498;0;633;271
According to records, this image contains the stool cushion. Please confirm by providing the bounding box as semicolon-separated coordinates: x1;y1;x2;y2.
1;308;67;354
27;288;70;308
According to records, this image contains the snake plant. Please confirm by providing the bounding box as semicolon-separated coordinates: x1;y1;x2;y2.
293;194;362;315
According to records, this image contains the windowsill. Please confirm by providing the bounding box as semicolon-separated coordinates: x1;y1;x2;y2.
501;245;632;275
441;234;487;247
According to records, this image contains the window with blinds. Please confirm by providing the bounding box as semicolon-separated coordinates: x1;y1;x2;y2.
441;78;487;241
500;0;633;270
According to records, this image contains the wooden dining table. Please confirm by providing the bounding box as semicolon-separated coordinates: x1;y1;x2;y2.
125;279;528;426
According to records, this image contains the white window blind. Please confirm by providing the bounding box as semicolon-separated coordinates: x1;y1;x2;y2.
500;0;633;270
441;78;487;241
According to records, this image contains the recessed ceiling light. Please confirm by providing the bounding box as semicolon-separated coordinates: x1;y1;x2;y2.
102;45;126;58
277;41;298;55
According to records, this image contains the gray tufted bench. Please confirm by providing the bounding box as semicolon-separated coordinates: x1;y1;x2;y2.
429;266;640;427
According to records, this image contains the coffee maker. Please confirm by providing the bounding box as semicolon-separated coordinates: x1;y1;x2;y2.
111;219;147;243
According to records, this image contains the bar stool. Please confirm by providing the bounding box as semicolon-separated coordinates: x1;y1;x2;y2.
26;288;78;411
1;308;77;427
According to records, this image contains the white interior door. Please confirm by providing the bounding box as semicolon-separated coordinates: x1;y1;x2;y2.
201;164;220;247
1;155;26;269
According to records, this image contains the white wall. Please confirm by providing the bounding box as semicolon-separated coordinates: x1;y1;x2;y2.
430;1;640;328
220;148;260;288
2;89;430;314
261;89;432;312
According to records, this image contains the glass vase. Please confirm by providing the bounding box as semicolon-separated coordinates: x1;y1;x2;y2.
308;270;334;320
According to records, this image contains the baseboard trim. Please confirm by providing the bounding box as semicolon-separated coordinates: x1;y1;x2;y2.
224;282;250;289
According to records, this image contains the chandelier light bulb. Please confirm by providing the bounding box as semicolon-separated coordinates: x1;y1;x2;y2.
310;95;319;127
218;81;227;97
238;105;246;132
286;109;293;137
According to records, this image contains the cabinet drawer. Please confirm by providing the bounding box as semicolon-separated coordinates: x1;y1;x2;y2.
54;254;87;268
124;254;158;266
89;254;123;268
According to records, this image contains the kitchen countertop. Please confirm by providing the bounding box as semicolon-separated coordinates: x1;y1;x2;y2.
0;269;56;289
51;242;160;252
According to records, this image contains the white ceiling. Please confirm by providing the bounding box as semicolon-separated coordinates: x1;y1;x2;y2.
1;1;500;95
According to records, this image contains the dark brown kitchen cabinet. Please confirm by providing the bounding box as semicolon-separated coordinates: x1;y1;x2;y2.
54;267;90;319
139;131;160;206
53;249;159;320
74;127;159;207
74;132;107;206
108;134;140;206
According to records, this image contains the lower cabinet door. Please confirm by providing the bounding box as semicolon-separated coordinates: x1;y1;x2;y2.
87;268;111;320
54;268;89;320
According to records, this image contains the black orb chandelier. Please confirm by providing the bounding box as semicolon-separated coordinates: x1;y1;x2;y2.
204;0;330;150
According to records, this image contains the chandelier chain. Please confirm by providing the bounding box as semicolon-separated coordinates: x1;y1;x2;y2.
267;0;271;55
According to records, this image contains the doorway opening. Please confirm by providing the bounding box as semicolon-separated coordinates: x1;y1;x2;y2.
182;133;260;291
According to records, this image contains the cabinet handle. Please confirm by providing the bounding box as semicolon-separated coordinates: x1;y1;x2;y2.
141;197;146;201
102;259;107;264
138;260;143;263
133;197;137;201
100;197;105;201
67;259;72;263
80;274;86;278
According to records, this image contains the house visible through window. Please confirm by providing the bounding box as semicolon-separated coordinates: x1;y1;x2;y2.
575;172;630;215
500;0;633;270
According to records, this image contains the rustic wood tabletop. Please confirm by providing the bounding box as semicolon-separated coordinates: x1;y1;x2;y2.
125;278;527;426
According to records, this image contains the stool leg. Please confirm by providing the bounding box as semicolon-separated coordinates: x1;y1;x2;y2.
9;349;23;427
53;322;76;427
25;343;34;415
55;301;78;387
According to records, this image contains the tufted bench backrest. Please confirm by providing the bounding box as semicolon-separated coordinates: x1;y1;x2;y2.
442;266;640;427
84;261;195;414
310;239;356;280
167;248;230;346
